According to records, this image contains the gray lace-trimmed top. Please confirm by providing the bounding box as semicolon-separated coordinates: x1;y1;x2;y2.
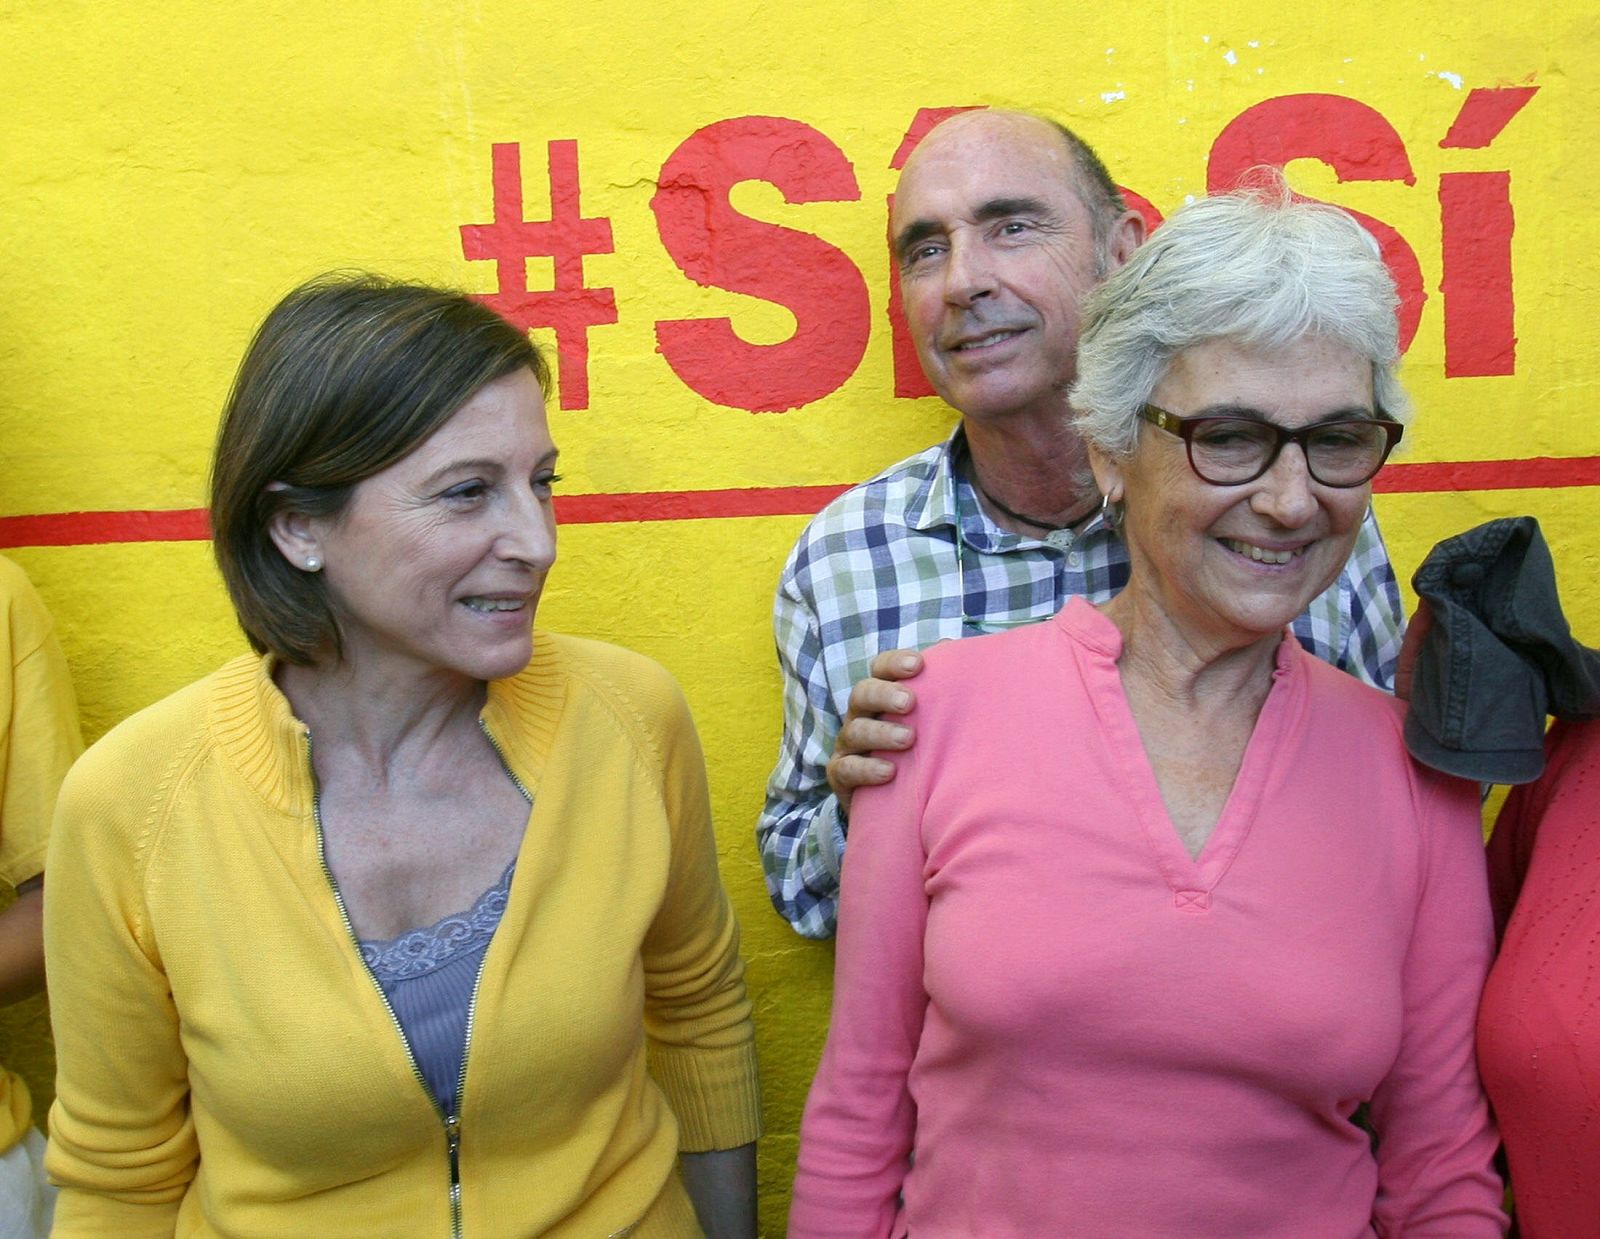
361;860;516;1117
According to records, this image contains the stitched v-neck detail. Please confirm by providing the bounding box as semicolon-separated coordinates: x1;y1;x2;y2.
1058;598;1308;910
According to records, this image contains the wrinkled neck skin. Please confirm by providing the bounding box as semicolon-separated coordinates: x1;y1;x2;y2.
274;652;489;788
961;398;1098;533
1099;581;1280;719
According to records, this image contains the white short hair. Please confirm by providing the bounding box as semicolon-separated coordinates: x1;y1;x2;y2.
1071;177;1411;458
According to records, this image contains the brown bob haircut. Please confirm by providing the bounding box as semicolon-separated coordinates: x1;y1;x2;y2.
210;273;550;665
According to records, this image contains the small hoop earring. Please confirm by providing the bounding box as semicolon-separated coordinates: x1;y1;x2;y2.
1099;492;1125;533
303;556;322;572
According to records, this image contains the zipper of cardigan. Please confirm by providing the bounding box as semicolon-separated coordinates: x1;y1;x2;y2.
305;731;467;1239
447;952;491;1239
440;720;535;1232
476;718;533;802
444;1111;463;1236
438;723;531;1235
442;720;531;1237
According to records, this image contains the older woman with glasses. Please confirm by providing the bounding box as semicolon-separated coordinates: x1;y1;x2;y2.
789;185;1506;1236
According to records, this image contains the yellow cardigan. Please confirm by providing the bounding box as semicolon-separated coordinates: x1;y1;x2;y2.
0;556;82;1153
44;632;760;1237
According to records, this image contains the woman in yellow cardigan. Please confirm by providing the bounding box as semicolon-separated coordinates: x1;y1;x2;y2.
43;275;760;1238
0;555;82;1236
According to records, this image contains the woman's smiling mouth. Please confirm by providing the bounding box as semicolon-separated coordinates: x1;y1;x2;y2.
461;595;529;613
1219;538;1304;566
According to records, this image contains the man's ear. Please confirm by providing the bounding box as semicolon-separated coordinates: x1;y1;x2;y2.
1104;210;1147;273
265;486;324;573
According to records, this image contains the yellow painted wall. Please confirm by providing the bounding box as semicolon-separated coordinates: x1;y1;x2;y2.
4;3;1598;1229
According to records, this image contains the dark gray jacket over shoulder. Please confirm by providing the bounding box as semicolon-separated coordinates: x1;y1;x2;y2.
1405;515;1600;784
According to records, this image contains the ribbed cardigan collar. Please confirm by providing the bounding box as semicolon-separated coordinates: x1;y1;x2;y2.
207;633;571;816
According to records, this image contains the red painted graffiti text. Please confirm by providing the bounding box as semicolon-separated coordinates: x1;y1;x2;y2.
460;87;1537;411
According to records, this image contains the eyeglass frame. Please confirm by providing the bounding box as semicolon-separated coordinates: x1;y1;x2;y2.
1137;403;1404;488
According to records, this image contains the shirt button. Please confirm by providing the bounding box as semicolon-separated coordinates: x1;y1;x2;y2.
1068;552;1081;567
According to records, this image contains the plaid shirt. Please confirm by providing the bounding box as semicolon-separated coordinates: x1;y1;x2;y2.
758;428;1406;939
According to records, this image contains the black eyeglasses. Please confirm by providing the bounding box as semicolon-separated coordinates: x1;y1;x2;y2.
1138;404;1403;488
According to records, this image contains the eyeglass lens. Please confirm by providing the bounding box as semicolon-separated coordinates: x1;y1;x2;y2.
1188;419;1390;486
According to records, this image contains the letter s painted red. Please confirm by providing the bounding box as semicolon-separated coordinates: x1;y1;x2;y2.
652;116;870;412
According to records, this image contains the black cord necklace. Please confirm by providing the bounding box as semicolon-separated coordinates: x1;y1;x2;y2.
956;437;1096;533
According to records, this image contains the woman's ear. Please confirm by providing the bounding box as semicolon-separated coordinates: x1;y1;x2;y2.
265;486;325;574
1087;443;1125;504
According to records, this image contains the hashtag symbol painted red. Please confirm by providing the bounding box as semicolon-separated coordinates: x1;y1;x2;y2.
460;141;617;409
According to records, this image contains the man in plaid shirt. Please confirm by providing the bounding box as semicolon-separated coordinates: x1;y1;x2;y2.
757;110;1405;939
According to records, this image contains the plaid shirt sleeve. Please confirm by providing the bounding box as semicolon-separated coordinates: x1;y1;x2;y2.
757;560;848;939
1337;507;1406;691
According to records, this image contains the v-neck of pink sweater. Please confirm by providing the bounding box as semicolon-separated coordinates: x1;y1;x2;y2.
1066;598;1306;904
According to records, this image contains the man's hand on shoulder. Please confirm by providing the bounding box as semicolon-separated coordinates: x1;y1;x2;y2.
827;649;923;814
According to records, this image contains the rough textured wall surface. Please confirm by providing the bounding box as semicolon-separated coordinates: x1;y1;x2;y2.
3;2;1597;1228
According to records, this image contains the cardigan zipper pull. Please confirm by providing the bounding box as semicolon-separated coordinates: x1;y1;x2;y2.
446;1112;463;1235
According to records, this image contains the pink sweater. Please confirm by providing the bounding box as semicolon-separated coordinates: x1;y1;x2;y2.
791;599;1505;1238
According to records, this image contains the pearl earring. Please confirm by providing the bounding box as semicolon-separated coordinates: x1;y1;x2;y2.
304;556;322;572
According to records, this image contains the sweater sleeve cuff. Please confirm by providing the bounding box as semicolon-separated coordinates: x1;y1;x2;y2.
648;1039;762;1152
0;839;47;889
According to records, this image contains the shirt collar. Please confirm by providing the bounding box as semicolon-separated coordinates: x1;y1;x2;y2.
904;425;965;534
212;638;568;817
918;423;1114;550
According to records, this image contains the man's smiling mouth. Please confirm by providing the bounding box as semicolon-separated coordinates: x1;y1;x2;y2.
951;329;1025;352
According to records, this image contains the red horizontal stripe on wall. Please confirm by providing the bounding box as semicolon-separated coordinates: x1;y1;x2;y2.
0;507;213;548
0;486;856;549
1373;456;1600;493
2;458;1597;550
554;484;852;523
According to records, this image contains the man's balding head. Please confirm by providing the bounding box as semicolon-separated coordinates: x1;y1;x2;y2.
890;110;1144;423
898;111;1130;274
